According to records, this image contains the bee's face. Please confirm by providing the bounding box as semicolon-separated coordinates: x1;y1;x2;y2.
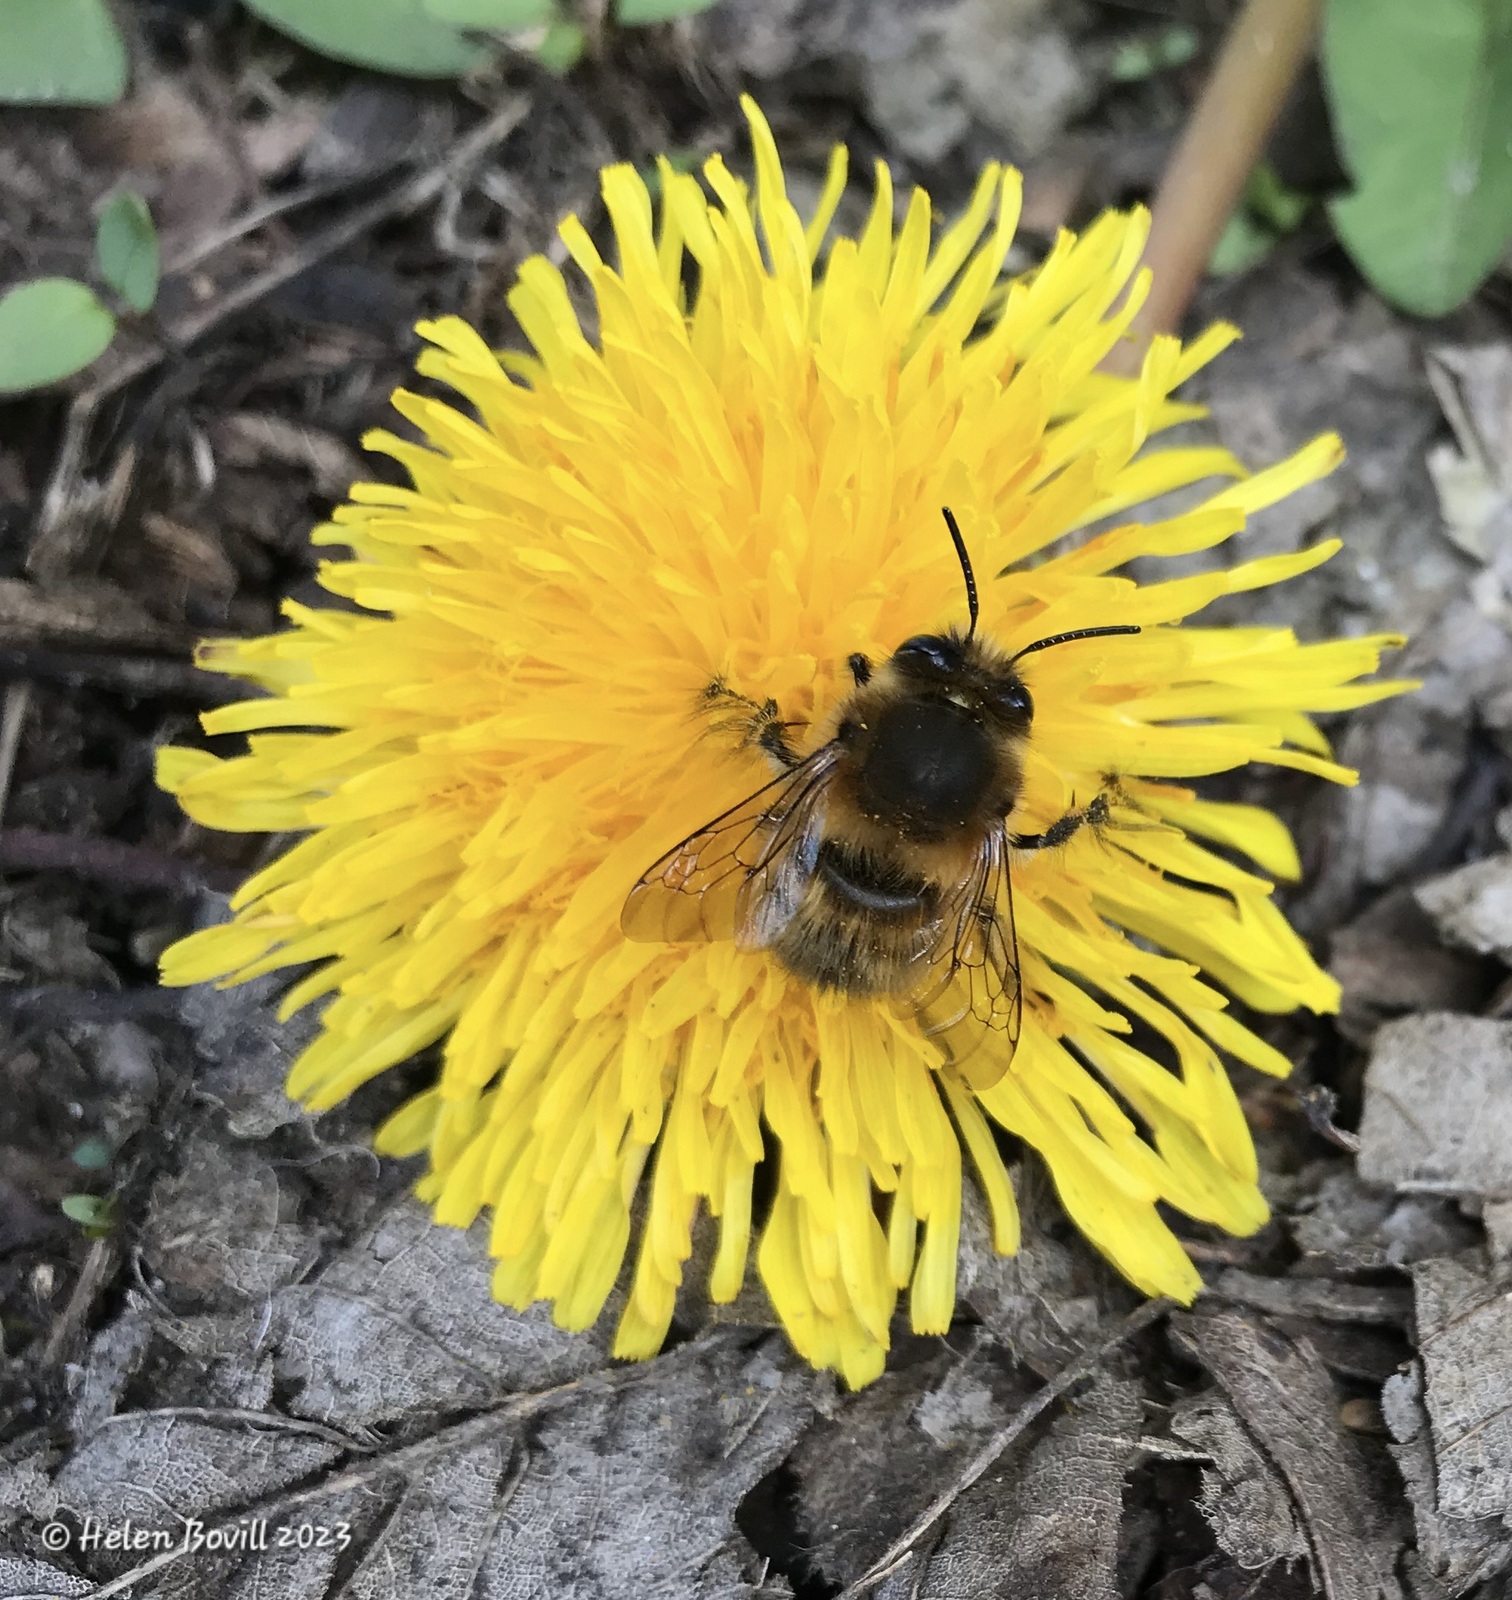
840;630;1032;839
890;633;1035;725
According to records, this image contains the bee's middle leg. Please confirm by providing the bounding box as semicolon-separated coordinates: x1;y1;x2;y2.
700;679;804;768
1010;791;1112;852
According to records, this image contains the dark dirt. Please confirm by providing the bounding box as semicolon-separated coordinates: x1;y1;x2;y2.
2;2;1511;1597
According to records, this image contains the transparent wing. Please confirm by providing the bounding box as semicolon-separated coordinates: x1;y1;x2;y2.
897;826;1022;1088
620;746;840;950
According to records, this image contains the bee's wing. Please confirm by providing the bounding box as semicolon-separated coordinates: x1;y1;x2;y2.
620;746;839;950
897;826;1022;1089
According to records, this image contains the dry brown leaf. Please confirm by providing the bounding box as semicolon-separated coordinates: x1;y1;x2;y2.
1358;1013;1512;1198
1174;1308;1406;1600
875;1373;1142;1600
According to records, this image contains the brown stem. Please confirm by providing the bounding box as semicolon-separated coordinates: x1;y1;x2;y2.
1107;0;1323;374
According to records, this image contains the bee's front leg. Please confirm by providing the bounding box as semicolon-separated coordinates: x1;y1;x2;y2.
1010;790;1112;852
700;679;805;769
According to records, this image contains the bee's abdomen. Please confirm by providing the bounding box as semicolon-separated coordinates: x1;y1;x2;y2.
774;840;937;995
814;839;932;917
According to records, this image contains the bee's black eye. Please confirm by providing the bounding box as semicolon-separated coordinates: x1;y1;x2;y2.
893;635;958;676
993;680;1033;718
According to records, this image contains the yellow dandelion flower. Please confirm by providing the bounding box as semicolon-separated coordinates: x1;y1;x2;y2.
158;98;1411;1389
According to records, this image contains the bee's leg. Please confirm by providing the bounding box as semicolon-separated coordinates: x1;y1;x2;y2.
1010;792;1112;852
847;653;872;686
755;712;805;769
699;679;805;769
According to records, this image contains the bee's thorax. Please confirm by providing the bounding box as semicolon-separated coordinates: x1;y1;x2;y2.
854;698;996;835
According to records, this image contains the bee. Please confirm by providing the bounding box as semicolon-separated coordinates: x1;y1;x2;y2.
620;509;1139;1085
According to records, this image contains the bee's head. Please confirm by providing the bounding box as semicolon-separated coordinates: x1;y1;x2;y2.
890;631;1034;725
879;507;1135;741
853;631;1031;834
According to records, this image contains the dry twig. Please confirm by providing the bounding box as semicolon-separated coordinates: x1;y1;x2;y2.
0;683;32;826
42;1237;118;1367
0;646;243;704
0;827;241;895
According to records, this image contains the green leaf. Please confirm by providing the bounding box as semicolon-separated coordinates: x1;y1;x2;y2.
637;147;704;199
1246;164;1309;234
617;0;719;23
1209;211;1280;277
95;191;161;314
60;1193;105;1226
1108;24;1199;83
61;1192;116;1235
240;0;492;76
0;279;117;395
1324;0;1512;317
533;19;585;71
422;0;554;26
0;0;127;105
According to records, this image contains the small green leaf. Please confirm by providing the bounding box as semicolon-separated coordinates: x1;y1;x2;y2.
616;0;719;23
1324;0;1512;316
1209;211;1280;277
240;0;492;77
1108;41;1157;82
637;148;705;199
1108;25;1199;83
0;279;117;395
0;0;128;105
71;1138;113;1170
1207;167;1308;279
60;1193;105;1225
1246;164;1309;234
61;1192;116;1236
96;191;160;314
533;19;585;71
422;0;554;26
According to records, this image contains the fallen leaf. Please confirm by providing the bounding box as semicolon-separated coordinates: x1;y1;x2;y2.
788;1336;1035;1590
1173;1308;1405;1600
1381;1355;1512;1600
957;1163;1134;1378
1409;1255;1512;1521
1289;1168;1481;1275
1358;1013;1512;1197
1169;1391;1311;1577
875;1374;1142;1600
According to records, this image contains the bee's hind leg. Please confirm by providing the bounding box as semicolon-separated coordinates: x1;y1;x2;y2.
1010;791;1112;852
699;678;805;769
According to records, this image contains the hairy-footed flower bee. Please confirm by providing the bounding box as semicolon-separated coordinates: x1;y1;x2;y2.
621;510;1139;1084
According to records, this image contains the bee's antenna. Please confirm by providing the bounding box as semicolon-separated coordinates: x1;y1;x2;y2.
941;507;978;640
1009;624;1141;665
